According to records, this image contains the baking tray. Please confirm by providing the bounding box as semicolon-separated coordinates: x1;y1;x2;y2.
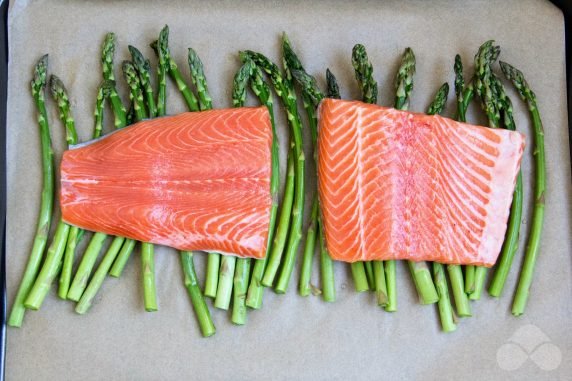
1;1;571;380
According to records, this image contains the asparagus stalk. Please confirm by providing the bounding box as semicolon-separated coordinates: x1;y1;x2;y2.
107;84;136;277
425;82;465;327
109;239;136;277
9;55;54;327
433;263;457;332
184;48;239;311
188;48;219;304
281;38;318;298
239;60;281;308
299;199;318;296
487;73;524;297
453;54;477;295
67;232;107;302
471;41;501;300
152;25;199;112
188;48;213;111
123;61;148;120
243;51;305;293
373;260;388;306
102;33;127;128
75;235;124;314
227;71;249;329
352;44;378;103
123;60;157;311
232;258;251;325
69;35;129;301
350;44;377;294
214;255;236;310
60;226;84;299
155;26;168;117
445;55;473;317
427;82;449;115
153;37;215;329
319;68;340;303
61;77;101;294
326;68;341;99
155;33;220;300
394;47;439;306
129;45;156;118
272;42;307;294
284;35;335;301
180;252;216;337
25;75;80;310
500;61;545;316
203;253;220;298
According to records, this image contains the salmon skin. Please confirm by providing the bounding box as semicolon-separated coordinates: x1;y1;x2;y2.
317;99;525;267
61;106;272;259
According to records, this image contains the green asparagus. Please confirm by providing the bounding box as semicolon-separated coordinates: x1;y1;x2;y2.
500;61;545;316
488;73;524;297
9;55;55;327
394;47;438;306
243;51;305;294
25;75;79;310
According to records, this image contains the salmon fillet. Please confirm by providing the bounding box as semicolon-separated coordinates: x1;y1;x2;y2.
317;99;525;267
61;107;272;259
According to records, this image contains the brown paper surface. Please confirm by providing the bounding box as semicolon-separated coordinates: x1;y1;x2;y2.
6;0;572;379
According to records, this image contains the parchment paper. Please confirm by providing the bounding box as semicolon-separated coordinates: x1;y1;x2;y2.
6;0;572;379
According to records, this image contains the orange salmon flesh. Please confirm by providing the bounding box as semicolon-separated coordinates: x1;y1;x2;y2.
317;99;525;267
60;107;273;259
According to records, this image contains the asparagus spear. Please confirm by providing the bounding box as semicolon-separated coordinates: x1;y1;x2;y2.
320;68;341;302
471;41;501;301
241;60;282;308
453;54;477;295
488;73;524;297
232;258;251;325
350;44;376;294
188;48;213;111
25;75;80;310
352;44;377;103
440;55;473;317
123;60;157;312
109;239;136;277
326;68;340;99
155;31;221;300
152;35;214;330
152;25;200;112
433;263;457;332
394;47;439;306
188;48;223;298
228;60;254;321
283;35;335;301
427;82;449;115
155;26;168;117
425;82;458;330
129;45;156;118
179;47;237;311
243;51;305;294
214;255;236;310
181;252;216;337
75;235;124;314
203;253;220;299
69;34;130;301
102;33;127;128
9;55;54;327
500;61;545;316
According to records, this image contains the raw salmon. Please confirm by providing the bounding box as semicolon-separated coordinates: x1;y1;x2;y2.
317;99;524;267
61;107;272;259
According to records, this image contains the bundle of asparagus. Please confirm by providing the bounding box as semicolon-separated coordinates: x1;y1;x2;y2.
9;28;546;337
